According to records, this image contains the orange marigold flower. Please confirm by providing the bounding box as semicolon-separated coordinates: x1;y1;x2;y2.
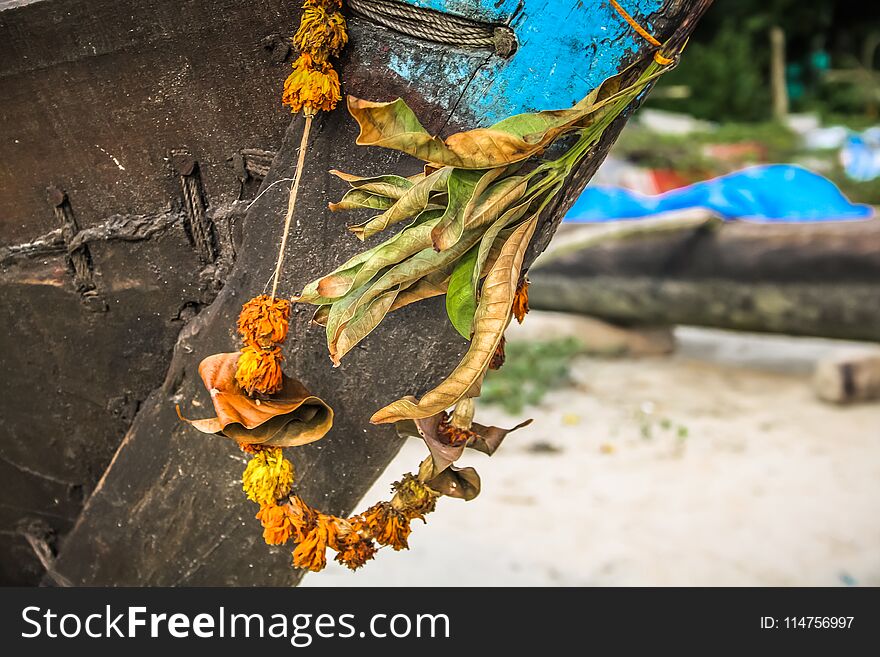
287;494;317;543
256;503;294;545
291;513;338;572
359;502;411;551
235;345;284;396
238;441;262;454
391;474;438;521
333;519;377;571
512;276;530;323
282;53;341;115
489;335;506;370
294;5;348;57
237;295;290;347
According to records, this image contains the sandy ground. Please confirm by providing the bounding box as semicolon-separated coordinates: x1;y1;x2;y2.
302;321;880;587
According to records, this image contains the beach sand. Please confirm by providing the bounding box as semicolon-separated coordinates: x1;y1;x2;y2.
303;320;880;586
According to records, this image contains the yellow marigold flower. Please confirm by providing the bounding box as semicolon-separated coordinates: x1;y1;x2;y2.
294;5;348;57
242;447;294;506
512;276;530;323
391;474;438;521
359;502;411;551
282;53;341;115
237;295;291;347
235;345;284;396
292;513;338;572
256;503;294;545
489;334;506;370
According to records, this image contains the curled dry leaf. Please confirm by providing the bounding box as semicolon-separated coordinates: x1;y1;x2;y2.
387;267;452;313
346;71;633;170
418;456;481;501
330;285;402;365
397;411;533;478
178;352;334;447
371;215;538;423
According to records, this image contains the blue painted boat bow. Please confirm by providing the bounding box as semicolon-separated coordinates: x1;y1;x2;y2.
383;0;662;125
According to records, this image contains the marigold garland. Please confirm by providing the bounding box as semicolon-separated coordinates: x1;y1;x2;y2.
237;441;445;572
178;0;687;580
283;1;347;117
293;4;348;57
282;53;342;116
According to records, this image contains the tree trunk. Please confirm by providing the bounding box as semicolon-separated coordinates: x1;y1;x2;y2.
770;25;789;121
0;0;712;586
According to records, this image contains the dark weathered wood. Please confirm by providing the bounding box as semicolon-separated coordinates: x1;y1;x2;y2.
0;0;293;585
530;219;880;342
0;0;712;585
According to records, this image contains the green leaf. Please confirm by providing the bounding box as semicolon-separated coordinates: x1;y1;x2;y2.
471;203;529;295
328;229;484;363
430;168;488;252
388;266;453;314
331;286;402;364
329;189;396;212
330;170;415;199
464;175;528;232
316;209;444;300
350;168;451;240
445;244;480;339
371;215;539;423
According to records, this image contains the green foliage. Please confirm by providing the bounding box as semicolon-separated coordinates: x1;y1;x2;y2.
648;26;771;122
480;338;583;415
611;122;799;175
825;164;880;207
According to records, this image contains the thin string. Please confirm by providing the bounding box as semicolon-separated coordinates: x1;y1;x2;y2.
246;177;296;212
607;0;674;65
270;114;313;300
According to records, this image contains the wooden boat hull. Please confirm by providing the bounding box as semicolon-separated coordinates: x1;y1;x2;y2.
0;0;703;584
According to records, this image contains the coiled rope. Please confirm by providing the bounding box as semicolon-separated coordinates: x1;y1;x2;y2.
347;0;517;57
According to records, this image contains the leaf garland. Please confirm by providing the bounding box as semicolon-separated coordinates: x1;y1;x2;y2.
294;59;673;421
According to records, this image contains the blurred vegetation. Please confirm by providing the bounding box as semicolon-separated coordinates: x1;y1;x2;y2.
648;0;879;123
480;338;583;414
611;122;880;205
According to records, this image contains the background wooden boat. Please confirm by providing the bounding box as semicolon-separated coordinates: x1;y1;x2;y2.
531;216;880;343
0;0;709;585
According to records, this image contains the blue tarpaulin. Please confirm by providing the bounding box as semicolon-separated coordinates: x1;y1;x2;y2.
565;164;874;223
